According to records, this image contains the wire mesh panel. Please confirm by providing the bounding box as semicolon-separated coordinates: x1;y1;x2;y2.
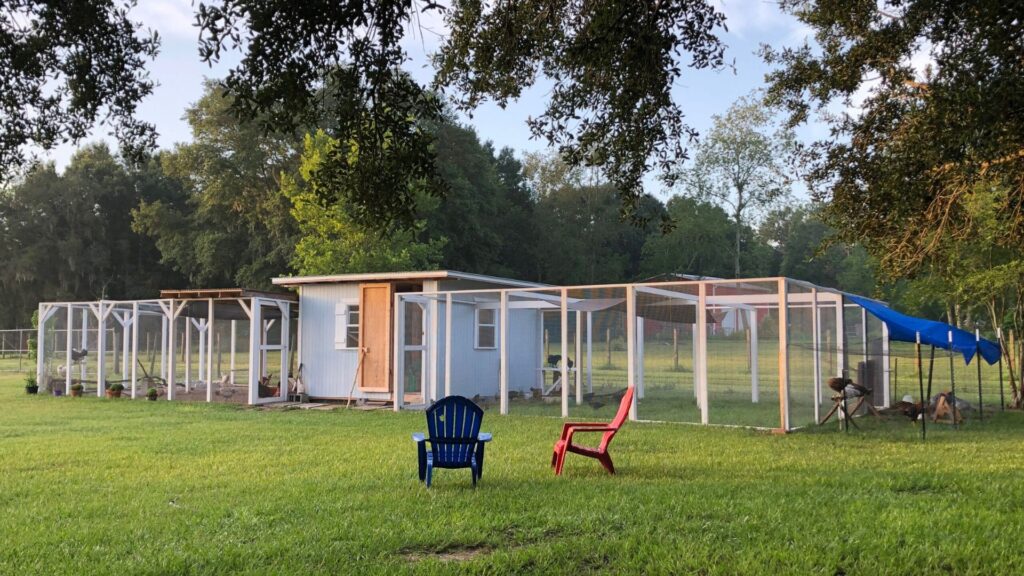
634;284;699;423
561;286;629;421
440;292;501;410
704;281;781;429
786;282;818;428
39;307;69;393
506;289;565;418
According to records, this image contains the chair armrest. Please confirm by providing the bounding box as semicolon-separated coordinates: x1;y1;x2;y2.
565;426;615;445
561;422;610;439
567;426;614;433
478;433;492;442
412;432;426;443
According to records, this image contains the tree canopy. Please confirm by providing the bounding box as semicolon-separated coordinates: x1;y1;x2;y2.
0;1;159;179
763;0;1024;277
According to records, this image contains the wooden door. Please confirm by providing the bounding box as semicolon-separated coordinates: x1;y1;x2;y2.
358;283;393;391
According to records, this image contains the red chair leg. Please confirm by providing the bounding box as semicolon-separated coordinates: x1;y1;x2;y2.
598;451;615;474
555;448;567;476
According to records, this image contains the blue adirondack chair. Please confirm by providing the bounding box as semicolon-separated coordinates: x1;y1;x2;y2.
412;396;492;487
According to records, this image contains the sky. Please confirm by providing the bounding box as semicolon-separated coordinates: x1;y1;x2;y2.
45;0;826;199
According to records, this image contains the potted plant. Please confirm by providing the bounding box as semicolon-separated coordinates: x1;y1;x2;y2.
146;387;159;401
24;373;38;395
70;383;84;397
106;383;125;398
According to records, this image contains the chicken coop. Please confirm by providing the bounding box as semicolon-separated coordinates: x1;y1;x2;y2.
392;277;899;431
35;289;297;404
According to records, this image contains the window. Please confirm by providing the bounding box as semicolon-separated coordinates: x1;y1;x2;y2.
475;308;496;349
334;302;360;350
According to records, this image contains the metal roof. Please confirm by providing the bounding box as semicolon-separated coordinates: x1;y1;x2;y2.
271;270;547;289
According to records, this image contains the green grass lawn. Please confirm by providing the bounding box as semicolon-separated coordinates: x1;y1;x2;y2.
3;373;1022;575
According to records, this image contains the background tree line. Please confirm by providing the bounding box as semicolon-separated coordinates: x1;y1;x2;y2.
0;84;874;328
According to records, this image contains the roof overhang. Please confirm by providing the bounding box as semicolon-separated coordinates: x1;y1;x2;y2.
271;270;547;289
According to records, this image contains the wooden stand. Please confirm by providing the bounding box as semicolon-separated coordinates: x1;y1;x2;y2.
819;388;882;428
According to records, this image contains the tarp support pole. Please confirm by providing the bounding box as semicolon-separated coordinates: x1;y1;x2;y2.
976;329;983;422
697;283;709;425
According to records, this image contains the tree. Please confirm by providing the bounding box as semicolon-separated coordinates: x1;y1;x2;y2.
674;95;795;277
639;196;738;279
191;1;726;229
762;0;1024;279
0;1;159;179
132;82;300;289
424;122;540;279
0;145;181;327
759;205;876;294
525;152;664;285
284;131;444;275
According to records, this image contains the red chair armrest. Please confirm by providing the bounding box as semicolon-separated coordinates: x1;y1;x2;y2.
560;422;611;439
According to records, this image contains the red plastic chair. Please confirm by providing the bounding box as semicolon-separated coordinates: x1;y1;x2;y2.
551;387;634;476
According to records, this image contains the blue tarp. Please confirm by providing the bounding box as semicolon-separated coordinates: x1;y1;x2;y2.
847;295;1001;365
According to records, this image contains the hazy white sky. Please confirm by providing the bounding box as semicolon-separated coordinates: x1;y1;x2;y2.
46;0;825;198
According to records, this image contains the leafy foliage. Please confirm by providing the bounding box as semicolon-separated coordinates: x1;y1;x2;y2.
763;0;1024;277
673;94;795;275
0;145;181;327
284;131;444;275
131;83;299;289
194;2;447;230
436;0;727;225
0;1;159;179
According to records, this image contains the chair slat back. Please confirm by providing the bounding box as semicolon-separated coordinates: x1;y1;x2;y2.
426;396;484;466
600;387;635;452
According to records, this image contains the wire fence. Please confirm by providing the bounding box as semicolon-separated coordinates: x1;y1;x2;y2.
0;329;36;373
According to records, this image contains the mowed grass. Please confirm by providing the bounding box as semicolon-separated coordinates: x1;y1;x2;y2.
2;374;1023;575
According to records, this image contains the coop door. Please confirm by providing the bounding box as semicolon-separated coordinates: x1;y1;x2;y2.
358;283;393;392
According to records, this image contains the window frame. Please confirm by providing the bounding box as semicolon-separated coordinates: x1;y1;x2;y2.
334;300;361;350
474;307;497;350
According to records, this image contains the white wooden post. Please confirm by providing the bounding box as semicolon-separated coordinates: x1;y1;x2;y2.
444;293;452;398
247;298;261;405
749;308;760;403
778;279;791;431
80;309;88;383
91;302;112;397
626;285;638;420
206;299;214;402
575;310;582;405
35;304;47;391
429;295;439;404
120;312;130;378
636;316;645;400
65;304;73;395
836;298;846;378
811;288;822;423
184;318;192;392
881;321;891;408
130;302;139;399
692;322;699;399
586;311;593;393
697;283;709;424
393;295;404;412
229;319;237;385
278;301;290;402
499;291;509;415
160;315;168;382
560;289;569;418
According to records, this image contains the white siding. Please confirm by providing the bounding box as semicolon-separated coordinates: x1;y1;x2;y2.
299;283;389;400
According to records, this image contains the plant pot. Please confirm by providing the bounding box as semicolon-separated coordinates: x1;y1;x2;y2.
71;389;83;397
147;395;158;402
52;389;64;397
105;389;122;398
25;385;39;395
